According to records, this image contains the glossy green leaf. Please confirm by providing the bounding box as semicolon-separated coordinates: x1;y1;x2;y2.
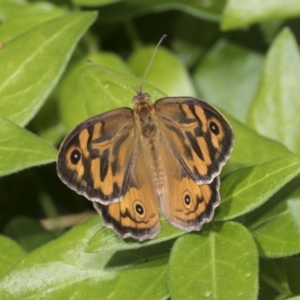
286;297;300;300
248;28;300;153
0;216;168;299
222;0;300;30
58;51;131;131
287;198;300;232
252;211;300;258
0;116;57;176
79;0;225;21
79;66;166;117
3;217;56;252
226;113;291;168
0;235;25;277
129;46;196;97
0;11;97;126
216;155;300;221
78;48;195;122
86;218;183;253
0;0;26;21
250;188;300;258
168;222;258;300
95;256;169;299
0;2;66;43
194;40;263;123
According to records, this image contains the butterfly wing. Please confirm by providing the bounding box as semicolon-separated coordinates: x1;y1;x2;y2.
155;97;234;184
158;140;220;231
93;140;161;241
57;108;136;204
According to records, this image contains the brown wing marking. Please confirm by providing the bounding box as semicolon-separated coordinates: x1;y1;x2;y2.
155;97;233;184
57;108;135;204
93;148;161;241
158;139;220;231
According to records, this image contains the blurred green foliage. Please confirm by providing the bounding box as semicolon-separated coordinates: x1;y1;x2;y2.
0;0;300;299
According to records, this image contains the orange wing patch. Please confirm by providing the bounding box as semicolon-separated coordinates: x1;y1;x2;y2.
93;151;161;241
155;97;234;184
57;108;135;204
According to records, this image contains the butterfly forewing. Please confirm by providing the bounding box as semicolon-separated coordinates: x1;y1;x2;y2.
57;108;136;204
155;97;234;184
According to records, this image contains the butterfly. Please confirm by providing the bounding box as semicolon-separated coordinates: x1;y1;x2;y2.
57;81;234;241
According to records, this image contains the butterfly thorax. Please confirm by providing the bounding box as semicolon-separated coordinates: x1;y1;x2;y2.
133;92;157;139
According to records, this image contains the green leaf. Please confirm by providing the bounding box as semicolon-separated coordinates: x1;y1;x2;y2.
252;209;300;257
287;198;300;233
250;186;300;258
0;116;57;176
0;2;66;43
129;46;196;96
0;216;168;299
86;218;183;253
78;0;225;22
30;94;66;146
58;51;131;131
194;40;264;123
168;222;258;299
259;19;285;44
215;155;300;221
72;0;123;6
96;256;169;300
79;65;166;118
226;113;291;168
0;11;97;126
0;235;25;277
222;0;300;30
248;28;300;153
0;0;26;21
3;217;56;252
259;258;291;298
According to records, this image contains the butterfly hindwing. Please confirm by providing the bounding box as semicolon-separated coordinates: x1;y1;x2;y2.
93;144;161;241
155;97;234;184
162;176;220;231
158;141;220;231
57;108;136;204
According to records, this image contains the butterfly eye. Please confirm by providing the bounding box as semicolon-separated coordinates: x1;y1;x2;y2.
134;200;146;218
183;191;192;209
70;149;81;165
209;121;220;135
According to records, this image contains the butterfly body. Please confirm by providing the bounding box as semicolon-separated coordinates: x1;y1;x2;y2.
57;89;233;241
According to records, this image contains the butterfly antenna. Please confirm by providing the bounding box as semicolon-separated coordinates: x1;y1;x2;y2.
86;59;136;92
86;34;167;97
139;34;167;93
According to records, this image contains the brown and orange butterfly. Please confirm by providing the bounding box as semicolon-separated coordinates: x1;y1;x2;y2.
57;81;233;241
57;37;233;241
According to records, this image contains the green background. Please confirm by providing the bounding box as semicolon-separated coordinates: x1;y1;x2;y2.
0;0;300;299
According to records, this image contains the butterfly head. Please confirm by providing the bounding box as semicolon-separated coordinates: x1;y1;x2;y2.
132;86;151;105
